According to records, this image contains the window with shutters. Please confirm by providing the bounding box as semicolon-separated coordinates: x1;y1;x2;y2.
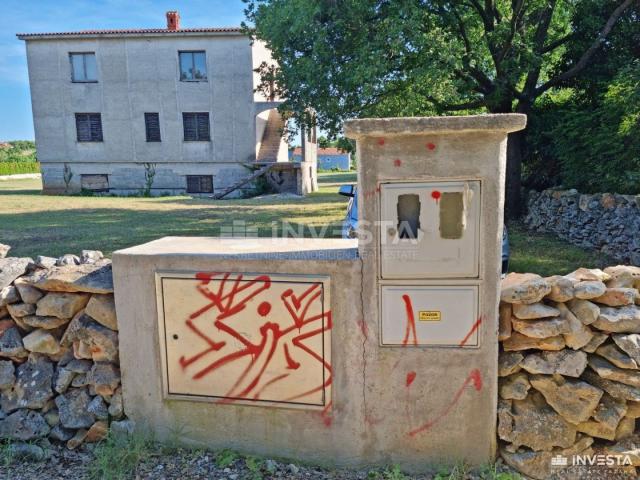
186;175;213;194
70;53;97;82
144;113;161;142
75;113;103;142
179;51;207;81
183;113;210;141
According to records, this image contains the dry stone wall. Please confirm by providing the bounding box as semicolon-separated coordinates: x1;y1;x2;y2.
524;189;640;264
498;265;640;479
0;245;130;452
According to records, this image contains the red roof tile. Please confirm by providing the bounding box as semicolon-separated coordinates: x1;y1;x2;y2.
17;27;243;39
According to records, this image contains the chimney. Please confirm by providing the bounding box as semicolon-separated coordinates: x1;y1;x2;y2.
166;11;180;31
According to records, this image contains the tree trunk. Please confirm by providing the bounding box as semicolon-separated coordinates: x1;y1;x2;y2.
505;129;524;220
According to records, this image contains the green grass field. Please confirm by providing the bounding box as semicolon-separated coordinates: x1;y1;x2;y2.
0;171;613;275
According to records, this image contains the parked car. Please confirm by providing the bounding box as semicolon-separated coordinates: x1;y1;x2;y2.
339;185;510;274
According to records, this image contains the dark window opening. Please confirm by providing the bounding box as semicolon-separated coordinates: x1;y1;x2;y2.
397;194;421;239
75;113;103;142
179;51;207;81
183;112;210;141
144;113;161;142
186;175;213;194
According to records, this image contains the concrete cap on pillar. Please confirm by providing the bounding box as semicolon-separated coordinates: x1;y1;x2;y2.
344;114;526;138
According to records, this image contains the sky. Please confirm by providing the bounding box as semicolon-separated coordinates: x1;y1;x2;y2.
0;0;247;141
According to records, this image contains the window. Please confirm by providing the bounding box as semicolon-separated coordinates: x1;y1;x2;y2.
75;113;103;142
144;113;161;142
70;53;97;82
81;174;109;192
179;51;207;81
183;113;210;141
186;175;213;194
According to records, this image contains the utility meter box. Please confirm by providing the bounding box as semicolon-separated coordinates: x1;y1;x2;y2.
380;180;480;278
345;114;526;467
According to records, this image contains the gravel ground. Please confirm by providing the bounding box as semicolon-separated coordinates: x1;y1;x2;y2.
0;441;520;480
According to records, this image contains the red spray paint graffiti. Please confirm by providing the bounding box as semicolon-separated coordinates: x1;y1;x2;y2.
459;316;483;347
393;159;402;167
177;273;332;409
405;371;417;387
401;294;418;346
408;369;482;437
426;142;436;151
431;190;441;203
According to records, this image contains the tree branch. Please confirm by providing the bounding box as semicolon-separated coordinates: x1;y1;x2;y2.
496;0;526;65
426;96;486;112
536;0;637;95
541;32;574;54
520;0;558;101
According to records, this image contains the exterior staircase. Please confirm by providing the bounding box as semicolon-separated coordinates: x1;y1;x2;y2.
212;164;274;200
256;109;285;163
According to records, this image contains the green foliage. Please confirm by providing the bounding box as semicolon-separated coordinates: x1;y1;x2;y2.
244;455;264;479
0;440;14;468
367;465;407;480
0;141;36;163
0;161;39;176
215;449;239;468
245;0;635;130
525;61;640;194
88;430;155;480
141;162;157;197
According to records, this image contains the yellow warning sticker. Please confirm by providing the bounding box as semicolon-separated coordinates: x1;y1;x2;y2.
418;311;441;321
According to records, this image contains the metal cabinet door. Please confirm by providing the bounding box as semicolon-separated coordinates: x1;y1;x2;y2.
380;181;480;278
380;285;479;347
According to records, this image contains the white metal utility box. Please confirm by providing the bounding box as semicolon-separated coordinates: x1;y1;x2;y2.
380;180;481;279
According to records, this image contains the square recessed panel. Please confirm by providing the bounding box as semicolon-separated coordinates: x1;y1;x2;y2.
380;285;479;347
156;272;331;409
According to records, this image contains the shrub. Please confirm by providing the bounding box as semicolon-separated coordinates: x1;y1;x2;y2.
0;162;40;176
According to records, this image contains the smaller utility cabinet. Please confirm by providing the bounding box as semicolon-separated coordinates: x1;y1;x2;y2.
379;180;480;279
380;285;479;347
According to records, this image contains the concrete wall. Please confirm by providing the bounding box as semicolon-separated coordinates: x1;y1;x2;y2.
24;34;273;195
40;162;254;197
112;115;526;472
113;238;366;466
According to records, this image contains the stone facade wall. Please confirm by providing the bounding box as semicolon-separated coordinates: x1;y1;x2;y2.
524;189;640;264
498;266;640;479
0;245;129;453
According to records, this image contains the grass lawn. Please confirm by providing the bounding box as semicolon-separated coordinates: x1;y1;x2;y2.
0;171;614;275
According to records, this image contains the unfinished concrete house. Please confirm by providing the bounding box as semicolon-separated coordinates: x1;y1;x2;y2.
18;11;317;197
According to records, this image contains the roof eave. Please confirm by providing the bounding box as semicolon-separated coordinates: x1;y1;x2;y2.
16;30;245;41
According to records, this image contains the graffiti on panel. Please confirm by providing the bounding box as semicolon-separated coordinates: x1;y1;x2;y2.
167;273;331;408
407;368;482;437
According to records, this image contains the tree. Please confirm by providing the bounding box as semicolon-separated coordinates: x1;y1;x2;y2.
244;0;637;218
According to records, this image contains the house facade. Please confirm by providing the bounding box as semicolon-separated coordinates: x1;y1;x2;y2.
291;147;350;171
18;11;314;196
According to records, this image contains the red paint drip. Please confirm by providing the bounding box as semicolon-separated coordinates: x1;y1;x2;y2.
393;159;402;167
426;142;436;151
431;190;441;202
406;371;417;387
377;138;385;146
